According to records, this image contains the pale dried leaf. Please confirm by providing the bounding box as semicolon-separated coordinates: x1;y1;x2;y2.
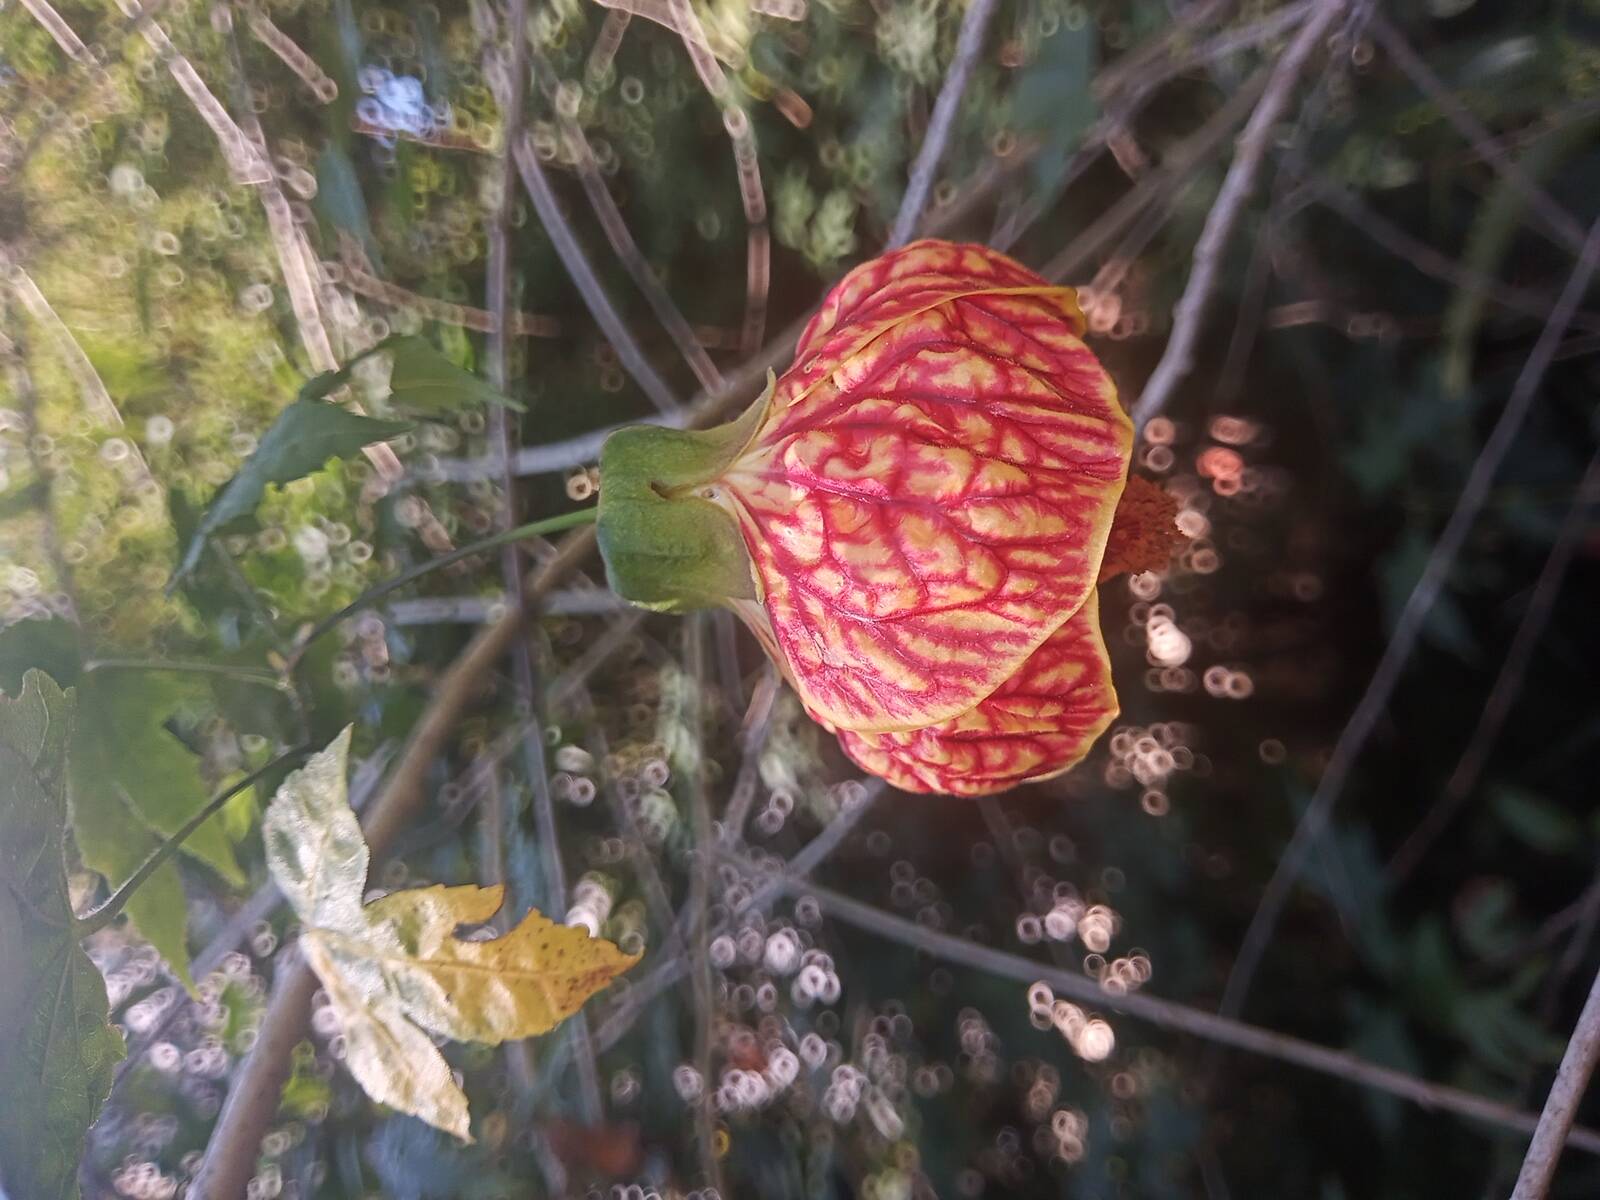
265;730;638;1139
301;933;471;1141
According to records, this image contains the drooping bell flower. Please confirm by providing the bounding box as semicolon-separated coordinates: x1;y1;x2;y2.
598;239;1165;795
830;590;1119;796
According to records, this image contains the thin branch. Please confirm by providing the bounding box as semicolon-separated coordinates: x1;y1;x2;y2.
2;0;177;185
115;0;269;183
717;668;780;846
887;0;1000;248
743;862;1600;1158
483;0;546;1103
1369;13;1589;258
1302;176;1600;335
567;685;685;961
1387;447;1600;883
978;798;1075;971
18;0;90;60
511;129;681;415
1512;964;1600;1197
8;267;150;479
1041;66;1271;283
203;0;409;490
996;0;1311;254
77;748;307;935
548;610;648;710
1089;0;1234;100
538;69;724;392
1130;0;1349;428
243;8;337;103
336;238;563;338
684;616;726;1194
285;507;597;667
1217;214;1600;1027
413;411;688;482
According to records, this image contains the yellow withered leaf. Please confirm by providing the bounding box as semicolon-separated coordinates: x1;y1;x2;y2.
264;730;639;1141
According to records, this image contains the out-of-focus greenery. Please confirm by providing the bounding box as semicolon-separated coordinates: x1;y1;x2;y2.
2;0;1600;1197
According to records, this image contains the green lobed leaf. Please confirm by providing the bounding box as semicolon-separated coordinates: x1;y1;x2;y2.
381;336;523;414
0;671;126;1200
0;621;247;988
69;671;246;989
171;398;411;582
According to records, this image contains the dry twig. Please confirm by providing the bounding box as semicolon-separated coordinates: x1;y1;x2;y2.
1512;964;1600;1197
482;0;571;1107
512;130;680;415
1216;214;1600;1028
1131;0;1350;427
744;863;1600;1159
888;0;1000;248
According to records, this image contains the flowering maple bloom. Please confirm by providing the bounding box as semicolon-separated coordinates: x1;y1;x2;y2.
598;239;1168;795
831;590;1119;796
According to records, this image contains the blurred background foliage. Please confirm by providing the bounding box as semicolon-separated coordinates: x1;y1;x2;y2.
2;0;1600;1196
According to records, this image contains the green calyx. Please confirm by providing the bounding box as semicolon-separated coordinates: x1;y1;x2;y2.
597;375;772;612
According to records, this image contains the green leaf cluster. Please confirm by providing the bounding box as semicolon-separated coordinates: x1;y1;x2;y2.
0;672;125;1200
0;621;242;987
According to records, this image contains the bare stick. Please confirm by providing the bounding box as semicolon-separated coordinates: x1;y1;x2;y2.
887;0;1000;248
337;241;563;338
1512;965;1600;1197
415;412;687;483
551;103;724;392
1386;448;1600;882
566;685;685;959
1041;67;1270;283
18;0;90;60
4;254;158;527
482;0;551;1102
1089;0;1233;100
286;508;598;664
244;9;337;103
1216;214;1600;1029
198;2;409;490
512;130;680;415
683;616;726;1194
996;1;1313;253
7;266;148;473
746;864;1600;1158
1303;176;1600;335
977;798;1075;971
717;668;780;846
1130;0;1348;427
